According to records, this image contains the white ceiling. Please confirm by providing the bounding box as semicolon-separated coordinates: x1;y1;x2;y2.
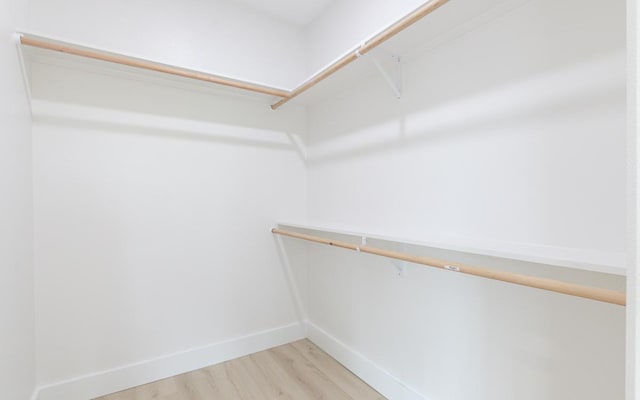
230;0;335;25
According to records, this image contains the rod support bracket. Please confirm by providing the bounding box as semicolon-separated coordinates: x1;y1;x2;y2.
392;260;406;278
390;242;407;278
369;53;402;99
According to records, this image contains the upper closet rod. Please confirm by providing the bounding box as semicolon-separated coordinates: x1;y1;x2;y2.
272;228;626;306
19;35;291;98
271;0;450;110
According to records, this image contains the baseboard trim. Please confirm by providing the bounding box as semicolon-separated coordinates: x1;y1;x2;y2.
35;321;423;400
35;321;306;400
306;321;428;400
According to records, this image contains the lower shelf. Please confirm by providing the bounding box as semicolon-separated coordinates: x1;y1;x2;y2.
276;222;626;276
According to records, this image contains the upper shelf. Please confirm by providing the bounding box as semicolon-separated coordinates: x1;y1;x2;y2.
17;0;526;109
17;32;291;102
293;0;532;105
17;0;447;108
269;0;449;110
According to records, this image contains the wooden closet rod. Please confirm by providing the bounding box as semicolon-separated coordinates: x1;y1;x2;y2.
272;228;626;306
271;0;450;110
19;35;291;98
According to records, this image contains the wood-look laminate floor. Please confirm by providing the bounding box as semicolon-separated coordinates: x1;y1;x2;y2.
95;339;386;400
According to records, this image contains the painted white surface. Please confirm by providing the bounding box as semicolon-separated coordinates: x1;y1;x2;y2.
302;0;511;78
292;0;535;106
307;322;425;400
27;0;307;89
31;62;308;388
278;222;626;275
303;0;627;399
304;0;424;76
627;0;639;398
20;1;633;399
307;0;626;263
37;322;305;400
0;0;36;399
300;237;625;400
24;0;447;92
229;0;334;25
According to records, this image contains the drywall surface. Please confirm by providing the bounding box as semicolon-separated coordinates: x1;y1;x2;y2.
301;236;625;400
304;0;627;398
31;62;308;395
627;0;639;398
27;0;307;89
0;0;36;399
305;0;425;75
308;0;626;265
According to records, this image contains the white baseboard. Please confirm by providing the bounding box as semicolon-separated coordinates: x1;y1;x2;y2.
34;321;422;400
35;321;306;400
306;321;428;400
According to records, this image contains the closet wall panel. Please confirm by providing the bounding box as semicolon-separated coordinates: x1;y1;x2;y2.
0;0;36;398
303;0;627;398
31;63;308;391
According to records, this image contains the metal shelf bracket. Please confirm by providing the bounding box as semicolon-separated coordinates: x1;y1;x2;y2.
370;53;402;99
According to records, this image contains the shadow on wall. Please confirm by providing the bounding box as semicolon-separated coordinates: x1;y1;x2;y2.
300;5;627;250
298;231;626;400
305;0;625;161
306;49;626;165
32;109;297;152
272;234;309;323
30;61;307;158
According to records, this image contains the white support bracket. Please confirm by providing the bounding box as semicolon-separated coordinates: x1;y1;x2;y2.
14;32;32;112
391;260;406;278
355;235;405;277
370;53;402;99
356;236;367;252
391;242;407;278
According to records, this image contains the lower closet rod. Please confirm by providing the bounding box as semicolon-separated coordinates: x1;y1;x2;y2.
271;228;626;306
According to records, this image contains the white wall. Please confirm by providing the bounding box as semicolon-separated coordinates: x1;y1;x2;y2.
27;0;307;89
627;0;639;398
300;237;625;400
303;0;627;398
20;0;632;399
27;0;434;91
308;0;626;259
0;0;36;399
305;0;424;75
30;63;308;398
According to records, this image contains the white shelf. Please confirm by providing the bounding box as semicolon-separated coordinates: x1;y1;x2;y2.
276;221;626;276
292;0;532;105
16;0;529;110
17;32;289;105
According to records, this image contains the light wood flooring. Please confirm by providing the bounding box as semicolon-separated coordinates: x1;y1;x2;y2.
95;339;386;400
